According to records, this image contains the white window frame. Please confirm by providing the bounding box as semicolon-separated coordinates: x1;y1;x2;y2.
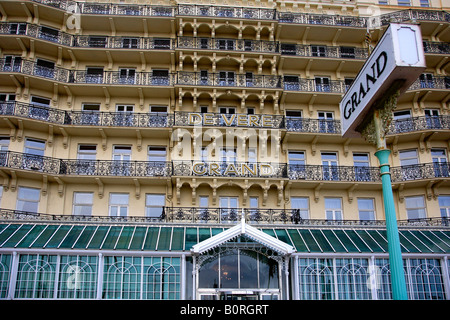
357;198;376;221
109;193;129;217
405;195;427;220
77;144;97;160
325;197;342;221
291;197;309;220
73;192;94;216
148;146;167;162
438;195;450;218
145;194;165;218
399;149;419;166
16;186;40;213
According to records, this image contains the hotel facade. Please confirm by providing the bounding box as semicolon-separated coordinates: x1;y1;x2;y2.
0;0;449;300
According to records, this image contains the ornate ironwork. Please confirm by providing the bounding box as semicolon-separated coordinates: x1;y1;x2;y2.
1;207;448;227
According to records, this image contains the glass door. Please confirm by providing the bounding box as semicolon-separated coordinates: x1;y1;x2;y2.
220;196;239;222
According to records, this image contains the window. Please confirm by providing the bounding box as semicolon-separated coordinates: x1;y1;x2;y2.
0;137;9;151
109;193;129;217
154;39;171;49
405;195;427;220
291;197;309;220
340;47;356;59
221;148;237;163
218;39;234;50
35;58;55;78
88;36;107;48
438;196;450;218
73;192;94;216
425;109;441;129
145;194;165;218
113;145;131;161
119;68;136;84
420;73;434;88
318;111;335;133
200;38;209;49
200;70;209;85
325;198;342;220
219;107;236;114
116;105;133;113
218;71;235;86
24;138;45;156
353;153;371;181
85;67;104;83
399;149;418;166
311;45;327;57
199;196;209;208
420;0;429;6
148;146;166;162
220;196;239;222
246;72;254;87
248;196;259;222
284;75;299;90
397;0;411;5
322;152;338;180
358;198;375;221
39;26;59;42
82;103;100;112
122;37;138;49
77;145;97;160
280;43;297;55
16;187;40;213
286;110;302;118
289;151;305;166
9;23;27;35
431;149;448;177
315;76;331;92
150;105;167;114
152;69;169;85
3;56;22;72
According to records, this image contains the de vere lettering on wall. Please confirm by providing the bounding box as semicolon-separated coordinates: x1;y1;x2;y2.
187;113;277;128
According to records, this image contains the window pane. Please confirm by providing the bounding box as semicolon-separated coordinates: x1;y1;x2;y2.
438;195;450;207
357;198;374;210
74;192;93;204
325;198;341;209
110;193;129;205
405;196;424;208
291;197;308;209
146;194;165;206
18;187;40;201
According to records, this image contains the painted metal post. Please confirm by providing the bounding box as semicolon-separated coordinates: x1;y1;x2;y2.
358;90;408;300
374;148;408;300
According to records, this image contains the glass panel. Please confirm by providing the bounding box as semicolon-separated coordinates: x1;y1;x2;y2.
198;228;211;243
333;230;359;252
426;231;450;252
274;229;294;247
128;227;147;251
114;227;135;250
58;255;98;299
410;231;445;253
0;254;11;298
0;224;21;246
220;250;239;288
309;230;334;252
287;229;308;252
321;230;347;252
259;254;279;289
59;226;86;248
15;225;46;248
71;226;97;249
142;227;160;251
86;226;110;249
30;225;59;248
100;227;122;250
298;229;321;252
368;230;389;252
1;224;33;247
157;227;172;251
239;251;258;288
184;228;198;250
44;225;72;248
401;231;432;253
199;254;220;289
355;230;385;253
170;228;185;251
398;231;421;253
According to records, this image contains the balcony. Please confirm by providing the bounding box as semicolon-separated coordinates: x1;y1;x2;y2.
176;72;282;89
280;44;368;59
387;115;450;135
1;207;449;227
0;101;173;128
177;37;278;53
177;4;276;20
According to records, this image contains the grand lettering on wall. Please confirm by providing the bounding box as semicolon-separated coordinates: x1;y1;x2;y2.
191;162;275;177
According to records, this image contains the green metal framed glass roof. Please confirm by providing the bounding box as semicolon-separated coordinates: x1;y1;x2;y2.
0;223;449;254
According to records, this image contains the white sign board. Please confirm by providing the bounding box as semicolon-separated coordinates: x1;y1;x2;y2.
340;23;426;138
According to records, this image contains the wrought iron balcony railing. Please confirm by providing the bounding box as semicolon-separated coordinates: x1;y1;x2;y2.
177;37;279;53
387;115;450;134
0;101;173;128
280;44;368;59
176;72;282;89
1;207;449;227
0;151;448;182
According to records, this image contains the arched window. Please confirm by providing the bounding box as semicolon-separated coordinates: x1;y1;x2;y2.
144;261;179;299
0;254;11;298
299;258;334;300
103;256;141;299
336;258;371;300
408;259;445;300
58;255;98;299
15;254;56;299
